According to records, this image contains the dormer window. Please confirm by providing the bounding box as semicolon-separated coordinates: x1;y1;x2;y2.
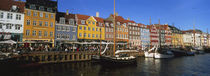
69;19;74;25
47;8;52;12
105;23;109;26
117;22;120;25
39;6;44;11
81;20;85;24
60;17;65;24
30;4;36;9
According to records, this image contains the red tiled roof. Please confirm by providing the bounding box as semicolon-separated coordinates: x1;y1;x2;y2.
0;0;25;13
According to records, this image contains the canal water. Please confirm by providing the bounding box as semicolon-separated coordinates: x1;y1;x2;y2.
1;54;210;76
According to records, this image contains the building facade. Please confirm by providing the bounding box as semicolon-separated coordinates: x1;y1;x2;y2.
105;14;128;44
127;20;141;49
140;25;150;50
183;30;202;47
0;0;25;41
23;0;57;47
201;33;208;47
55;12;77;46
169;25;183;48
148;25;159;47
76;14;105;42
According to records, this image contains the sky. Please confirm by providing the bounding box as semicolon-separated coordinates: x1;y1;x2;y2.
57;0;210;33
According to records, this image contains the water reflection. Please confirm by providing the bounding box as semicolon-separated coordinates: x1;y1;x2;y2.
1;54;210;76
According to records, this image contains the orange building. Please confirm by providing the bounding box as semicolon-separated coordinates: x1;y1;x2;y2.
22;0;57;47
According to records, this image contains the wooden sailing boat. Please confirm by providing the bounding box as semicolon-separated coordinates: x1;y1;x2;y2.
99;0;137;65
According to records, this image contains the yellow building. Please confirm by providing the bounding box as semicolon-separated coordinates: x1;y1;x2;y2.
22;0;57;47
172;33;183;47
76;14;105;41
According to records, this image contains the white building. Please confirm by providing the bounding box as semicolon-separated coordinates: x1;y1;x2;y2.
183;33;193;46
201;33;208;47
0;4;24;41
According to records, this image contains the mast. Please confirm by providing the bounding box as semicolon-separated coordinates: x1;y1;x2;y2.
158;19;162;50
113;0;116;56
149;17;152;25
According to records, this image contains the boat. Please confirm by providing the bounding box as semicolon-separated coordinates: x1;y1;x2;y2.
99;0;137;65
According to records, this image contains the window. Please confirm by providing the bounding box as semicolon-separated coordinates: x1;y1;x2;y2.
92;34;95;38
39;21;42;26
27;20;30;25
50;32;53;37
44;13;48;18
32;30;36;36
105;23;109;26
33;21;36;26
47;8;52;12
92;22;95;25
15;24;21;30
96;34;98;38
40;12;43;17
45;22;48;26
88;21;91;24
100;28;102;32
39;31;42;36
60;18;65;24
72;35;76;40
56;34;60;38
26;30;30;36
7;13;12;19
33;12;37;16
92;27;95;31
88;34;91;38
79;26;82;30
96;28;98;31
66;27;70;31
72;27;76;32
0;12;3;18
26;10;31;16
16;14;21;20
0;23;2;29
81;20;85;24
39;6;44;11
61;26;65;31
79;33;82;37
44;31;48;36
6;24;12;29
117;22;120;25
88;27;91;31
69;19;74;25
84;26;86;30
50;22;53;27
84;33;86;37
50;14;54;18
30;4;36;9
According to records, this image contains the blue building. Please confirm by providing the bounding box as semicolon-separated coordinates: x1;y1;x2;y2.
55;12;77;46
140;26;150;50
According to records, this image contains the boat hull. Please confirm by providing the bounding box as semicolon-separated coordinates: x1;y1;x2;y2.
144;52;155;58
100;56;137;65
154;53;174;59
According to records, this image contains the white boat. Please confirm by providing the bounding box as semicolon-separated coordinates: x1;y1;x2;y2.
144;45;157;58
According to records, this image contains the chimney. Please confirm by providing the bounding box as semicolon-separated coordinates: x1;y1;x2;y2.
96;12;99;17
66;9;69;15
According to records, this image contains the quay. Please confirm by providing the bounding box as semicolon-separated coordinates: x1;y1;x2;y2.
11;51;99;64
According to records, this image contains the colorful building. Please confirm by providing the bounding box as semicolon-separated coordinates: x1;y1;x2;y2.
76;14;105;42
140;25;150;50
127;20;141;49
183;32;193;46
105;14;128;44
55;12;77;46
147;24;159;47
22;0;57;47
0;0;25;41
201;33;208;47
169;25;183;48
